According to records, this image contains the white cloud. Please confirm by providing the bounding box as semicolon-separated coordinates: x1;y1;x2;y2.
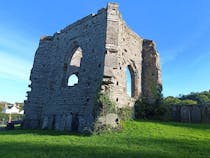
0;51;32;82
0;27;38;60
161;46;185;65
190;51;210;68
160;20;210;66
0;26;37;82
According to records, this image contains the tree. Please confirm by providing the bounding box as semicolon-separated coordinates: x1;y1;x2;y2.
181;99;197;105
195;94;210;104
163;96;182;105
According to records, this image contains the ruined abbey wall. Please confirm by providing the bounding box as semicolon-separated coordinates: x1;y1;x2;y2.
102;4;142;108
24;3;162;132
24;8;107;131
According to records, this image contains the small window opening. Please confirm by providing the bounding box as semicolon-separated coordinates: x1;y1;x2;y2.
68;74;78;86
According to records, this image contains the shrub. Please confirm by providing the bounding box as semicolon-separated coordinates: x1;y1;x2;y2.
134;99;149;119
93;92;119;133
134;97;170;121
117;107;133;121
163;96;197;106
97;92;117;115
134;98;155;120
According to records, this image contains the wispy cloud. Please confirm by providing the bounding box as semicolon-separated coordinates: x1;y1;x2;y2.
0;51;32;81
190;51;210;68
0;26;37;82
161;46;185;65
161;20;210;65
0;27;37;60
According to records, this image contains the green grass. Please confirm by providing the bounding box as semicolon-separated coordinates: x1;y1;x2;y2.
0;120;210;158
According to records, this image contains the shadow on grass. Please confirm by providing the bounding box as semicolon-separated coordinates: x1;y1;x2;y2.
0;128;91;137
135;119;210;130
0;136;210;158
0;120;210;158
0;141;156;158
1;120;210;137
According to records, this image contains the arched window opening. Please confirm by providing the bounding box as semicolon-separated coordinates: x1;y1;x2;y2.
126;67;132;97
70;47;82;67
125;65;135;97
68;74;78;86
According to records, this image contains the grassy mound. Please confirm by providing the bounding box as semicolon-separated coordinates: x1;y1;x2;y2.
0;120;210;158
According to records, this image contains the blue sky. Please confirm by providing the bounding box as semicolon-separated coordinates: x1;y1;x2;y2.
0;0;210;103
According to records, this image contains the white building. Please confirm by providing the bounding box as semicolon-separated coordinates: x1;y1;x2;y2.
2;104;23;114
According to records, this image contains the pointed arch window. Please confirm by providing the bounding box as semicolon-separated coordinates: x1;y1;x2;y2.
70;47;82;67
125;65;135;97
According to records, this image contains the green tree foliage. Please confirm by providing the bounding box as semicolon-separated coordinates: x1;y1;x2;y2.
163;96;182;105
181;99;197;105
196;94;210;104
134;90;210;121
163;96;197;106
180;90;210;104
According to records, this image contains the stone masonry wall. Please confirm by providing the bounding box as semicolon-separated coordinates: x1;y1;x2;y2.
103;3;143;109
24;3;162;132
24;8;107;131
172;104;210;123
142;40;162;104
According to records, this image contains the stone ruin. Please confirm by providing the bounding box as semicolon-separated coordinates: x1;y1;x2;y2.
23;3;162;132
172;103;210;123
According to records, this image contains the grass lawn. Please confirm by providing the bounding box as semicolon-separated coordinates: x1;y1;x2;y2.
0;120;210;158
